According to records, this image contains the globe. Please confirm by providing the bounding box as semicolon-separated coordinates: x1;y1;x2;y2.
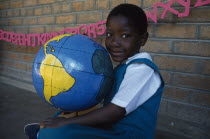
32;34;113;111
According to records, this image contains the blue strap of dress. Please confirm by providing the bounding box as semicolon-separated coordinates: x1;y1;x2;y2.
112;58;165;138
126;58;164;84
105;58;164;105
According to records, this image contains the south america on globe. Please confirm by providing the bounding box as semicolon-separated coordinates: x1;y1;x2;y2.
32;34;113;111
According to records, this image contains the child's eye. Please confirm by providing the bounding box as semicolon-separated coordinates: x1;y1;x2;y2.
122;34;129;38
106;33;112;37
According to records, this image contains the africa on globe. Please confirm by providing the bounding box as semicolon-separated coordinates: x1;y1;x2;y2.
32;34;113;111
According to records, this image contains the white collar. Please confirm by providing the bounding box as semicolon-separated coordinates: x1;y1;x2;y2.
124;52;152;64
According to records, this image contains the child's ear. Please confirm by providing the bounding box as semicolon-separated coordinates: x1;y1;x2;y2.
140;32;148;46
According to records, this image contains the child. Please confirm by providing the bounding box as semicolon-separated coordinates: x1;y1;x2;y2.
25;3;164;139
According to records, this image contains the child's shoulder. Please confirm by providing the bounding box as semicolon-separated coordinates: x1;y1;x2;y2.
126;52;152;64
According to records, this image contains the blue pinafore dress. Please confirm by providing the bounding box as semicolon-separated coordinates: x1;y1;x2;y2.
38;58;165;139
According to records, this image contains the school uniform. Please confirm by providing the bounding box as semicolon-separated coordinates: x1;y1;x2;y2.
38;52;165;139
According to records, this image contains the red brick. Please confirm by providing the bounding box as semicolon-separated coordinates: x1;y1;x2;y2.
34;7;42;16
1;11;7;18
11;45;40;54
42;5;52;15
6;52;21;61
61;3;71;13
24;0;37;7
56;14;76;24
72;1;83;12
45;26;65;33
0;43;14;52
15;62;27;71
96;0;109;10
156;24;196;39
9;18;22;26
173;73;210;91
101;38;106;47
200;25;210;40
26;8;34;16
13;9;20;17
153;55;198;73
127;0;141;6
156;9;173;23
52;4;62;14
173;8;210;23
163;86;190;103
102;11;110;19
26;46;41;53
0;51;4;58
29;26;44;33
0;2;9;10
4;27;15;32
110;0;125;9
15;27;28;34
164;85;210;107
22;54;36;62
171;0;198;6
23;18;37;25
27;64;33;72
166;101;210;125
95;37;103;45
38;0;55;5
20;9;26;16
160;71;172;84
38;16;54;25
143;40;172;53
84;0;95;11
1;59;14;67
190;90;210;107
77;12;101;23
202;60;210;76
7;10;13;17
158;100;167;113
143;0;159;8
10;0;23;8
146;24;153;37
174;41;210;57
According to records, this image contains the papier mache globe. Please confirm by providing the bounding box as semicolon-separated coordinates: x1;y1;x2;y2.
32;34;113;111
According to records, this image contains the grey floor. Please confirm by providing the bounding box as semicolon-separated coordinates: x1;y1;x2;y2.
0;83;57;139
0;82;184;139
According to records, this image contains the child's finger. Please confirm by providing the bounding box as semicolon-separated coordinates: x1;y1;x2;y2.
39;123;45;129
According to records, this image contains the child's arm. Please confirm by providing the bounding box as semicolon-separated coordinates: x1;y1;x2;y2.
41;103;126;128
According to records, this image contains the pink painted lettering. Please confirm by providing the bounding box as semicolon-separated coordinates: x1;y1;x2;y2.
10;33;16;44
157;1;179;19
1;0;209;46
177;0;190;17
87;24;97;38
0;30;3;40
194;0;210;7
70;28;79;34
26;34;39;47
17;34;27;46
146;4;158;23
78;25;88;35
96;20;106;36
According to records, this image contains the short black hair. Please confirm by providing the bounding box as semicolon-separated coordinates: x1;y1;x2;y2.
106;3;148;35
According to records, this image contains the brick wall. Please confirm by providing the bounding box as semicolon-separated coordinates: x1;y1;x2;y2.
0;0;209;138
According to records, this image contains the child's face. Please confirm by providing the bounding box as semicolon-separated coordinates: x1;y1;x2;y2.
105;15;143;63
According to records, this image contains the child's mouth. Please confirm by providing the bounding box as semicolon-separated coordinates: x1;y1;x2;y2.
110;51;123;57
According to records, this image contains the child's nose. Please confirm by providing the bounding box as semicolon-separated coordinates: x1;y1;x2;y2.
111;36;120;47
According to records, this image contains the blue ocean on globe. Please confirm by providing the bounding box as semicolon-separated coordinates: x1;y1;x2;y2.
32;34;113;111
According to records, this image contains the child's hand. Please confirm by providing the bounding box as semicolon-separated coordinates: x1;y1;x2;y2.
40;117;68;128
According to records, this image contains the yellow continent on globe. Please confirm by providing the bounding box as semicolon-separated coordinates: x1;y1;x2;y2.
40;34;75;105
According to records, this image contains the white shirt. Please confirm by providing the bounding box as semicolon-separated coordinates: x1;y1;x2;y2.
111;52;161;115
